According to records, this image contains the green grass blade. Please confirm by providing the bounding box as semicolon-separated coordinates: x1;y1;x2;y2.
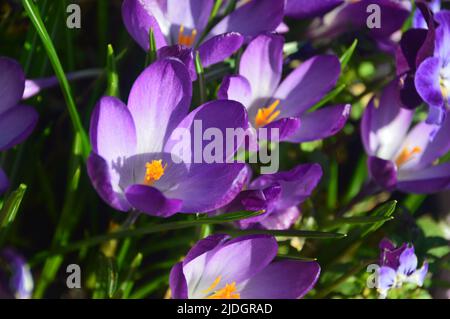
22;0;90;159
224;229;347;239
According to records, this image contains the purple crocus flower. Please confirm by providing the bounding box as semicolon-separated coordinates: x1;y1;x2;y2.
218;33;350;142
415;11;450;126
285;0;344;19
0;57;39;194
377;238;428;299
122;0;284;78
170;234;320;299
0;249;34;299
218;164;322;230
413;0;440;29
361;81;450;193
87;58;249;217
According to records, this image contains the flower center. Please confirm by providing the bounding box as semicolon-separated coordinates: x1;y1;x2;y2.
395;146;422;167
178;25;197;47
254;99;280;128
440;73;449;102
143;160;167;186
202;276;241;299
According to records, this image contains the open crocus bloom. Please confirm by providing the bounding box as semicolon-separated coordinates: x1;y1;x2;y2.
170;234;320;299
377;239;428;299
219;164;322;230
122;0;284;78
0;249;34;299
87;58;249;217
0;57;39;194
218;33;350;142
415;11;450;126
361;81;450;193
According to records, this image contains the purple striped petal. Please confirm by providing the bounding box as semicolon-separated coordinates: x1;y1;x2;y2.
285;0;343;19
286;104;350;143
218;75;253;107
122;0;169;50
125;184;182;217
89;96;137;162
368;156;397;190
258;206;301;230
377;266;396;294
87;153;131;212
240;260;320;299
169;262;188;299
0;57;25;114
239;34;284;113
128;59;192;154
198;33;244;68
361;81;414;158
0;105;38;151
274;55;341;117
415;57;445;117
397;162;450;193
398;246;418;277
208;0;284;39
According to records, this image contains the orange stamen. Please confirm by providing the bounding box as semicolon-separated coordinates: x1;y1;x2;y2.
254;99;281;128
178;25;197;47
203;276;241;299
395;146;422;167
143;160;167;186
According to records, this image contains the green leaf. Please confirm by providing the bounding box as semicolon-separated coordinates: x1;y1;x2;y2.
195;51;206;104
0;184;27;229
322;215;394;231
145;28;157;66
32;210;264;261
93;254;119;299
22;0;90;159
309;83;346;112
224;229;347;239
360;200;397;237
276;254;317;262
106;44;120;97
339;39;358;70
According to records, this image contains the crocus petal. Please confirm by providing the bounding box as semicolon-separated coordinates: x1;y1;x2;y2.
0;105;38;151
398;112;450;171
377;266;397;296
361;81;414;158
0;168;9;195
208;0;284;39
169;262;188;299
286;104;350;143
397;162;450;193
157;45;196;79
434;12;450;62
379;239;407;269
0;57;25;114
238;34;284;111
240;260;320;299
128;58;192;154
166;0;213;40
166;163;249;213
183;234;229;265
121;0;169;50
165;99;248;164
218;75;253;107
87;153;131;212
398;246;418;277
90;96;137;162
125;184;182;217
258;206;301;230
260;117;301;141
285;0;343;19
415;57;445;120
250;163;323;211
274;55;341;117
198;32;243;68
183;235;278;298
367;156;397;190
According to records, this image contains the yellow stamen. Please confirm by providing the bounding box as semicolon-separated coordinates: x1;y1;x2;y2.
143;160;167;186
395;146;422;167
178;25;197;47
203;276;241;299
254;99;281;128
